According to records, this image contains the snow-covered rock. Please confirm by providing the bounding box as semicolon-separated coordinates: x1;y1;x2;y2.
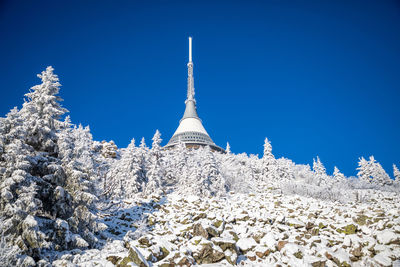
377;230;399;245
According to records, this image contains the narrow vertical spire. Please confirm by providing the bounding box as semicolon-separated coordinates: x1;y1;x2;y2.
187;37;195;102
182;36;198;121
165;37;224;152
189;36;192;62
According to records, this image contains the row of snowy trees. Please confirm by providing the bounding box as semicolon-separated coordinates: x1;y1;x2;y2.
0;66;399;264
105;130;227;199
105;134;400;203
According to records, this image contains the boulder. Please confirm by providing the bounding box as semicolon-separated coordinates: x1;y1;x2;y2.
212;237;236;251
277;240;288;251
237;237;257;253
255;245;270;258
376;230;399;245
374;252;392;267
224;249;238;265
106;255;122;265
192;243;225;264
193;223;208;239
117;246;149;267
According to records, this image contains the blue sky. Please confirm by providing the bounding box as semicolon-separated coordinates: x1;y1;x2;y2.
1;0;399;176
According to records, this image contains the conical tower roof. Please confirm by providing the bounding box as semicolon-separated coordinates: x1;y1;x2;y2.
165;37;223;152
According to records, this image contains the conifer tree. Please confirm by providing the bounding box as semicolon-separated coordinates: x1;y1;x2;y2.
199;146;226;197
0;67;103;261
393;164;400;185
357;157;371;183
0;67;72;259
20;66;68;153
261;137;277;180
225;142;231;154
145;130;164;195
165;139;187;187
368;156;392;186
176;139;188;181
107;138;145;199
313;156;328;186
333;166;346;183
357;156;391;186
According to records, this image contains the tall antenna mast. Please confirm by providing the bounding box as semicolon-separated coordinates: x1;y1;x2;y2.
165;36;224;152
187;37;195;102
189;36;192;62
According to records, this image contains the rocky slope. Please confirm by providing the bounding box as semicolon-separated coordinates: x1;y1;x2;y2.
52;187;400;267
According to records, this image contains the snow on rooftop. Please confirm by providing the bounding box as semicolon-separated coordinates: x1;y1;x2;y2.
172;117;210;136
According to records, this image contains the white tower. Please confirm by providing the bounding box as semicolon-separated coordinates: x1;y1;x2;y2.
165;37;223;152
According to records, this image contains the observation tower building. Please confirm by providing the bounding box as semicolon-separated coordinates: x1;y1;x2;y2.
165;37;224;152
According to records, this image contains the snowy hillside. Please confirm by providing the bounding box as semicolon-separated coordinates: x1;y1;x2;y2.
53;190;400;267
1;67;399;266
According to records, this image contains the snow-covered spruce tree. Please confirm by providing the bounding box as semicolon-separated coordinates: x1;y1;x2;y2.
225;142;231;154
333;166;346;183
218;150;252;193
0;67;102;262
357;157;371;184
198;146;226;197
165;139;188;188
57;120;103;248
144;130;164;195
248;154;261;181
393;164;400;186
369;156;392;186
313;156;329;186
107;138;145;199
20;66;68;154
261;137;278;180
357;156;392;187
175;139;188;182
275;157;295;182
0;67;70;260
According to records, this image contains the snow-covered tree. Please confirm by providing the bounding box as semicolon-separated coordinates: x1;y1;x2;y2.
0;67;104;261
140;137;147;150
165;139;188;188
333;166;346;183
393;164;400;185
57;121;102;247
357;157;371;184
261;137;278;180
357;156;392;186
176;140;188;181
199;146;226;197
313;156;329;186
225;142;231;154
219;151;252;193
0;67;70;258
276;157;295;181
107;138;146;199
371;156;392;186
144;130;164;195
313;156;326;177
20;66;68;153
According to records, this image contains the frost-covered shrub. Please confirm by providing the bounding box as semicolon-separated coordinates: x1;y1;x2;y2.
281;181;353;203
